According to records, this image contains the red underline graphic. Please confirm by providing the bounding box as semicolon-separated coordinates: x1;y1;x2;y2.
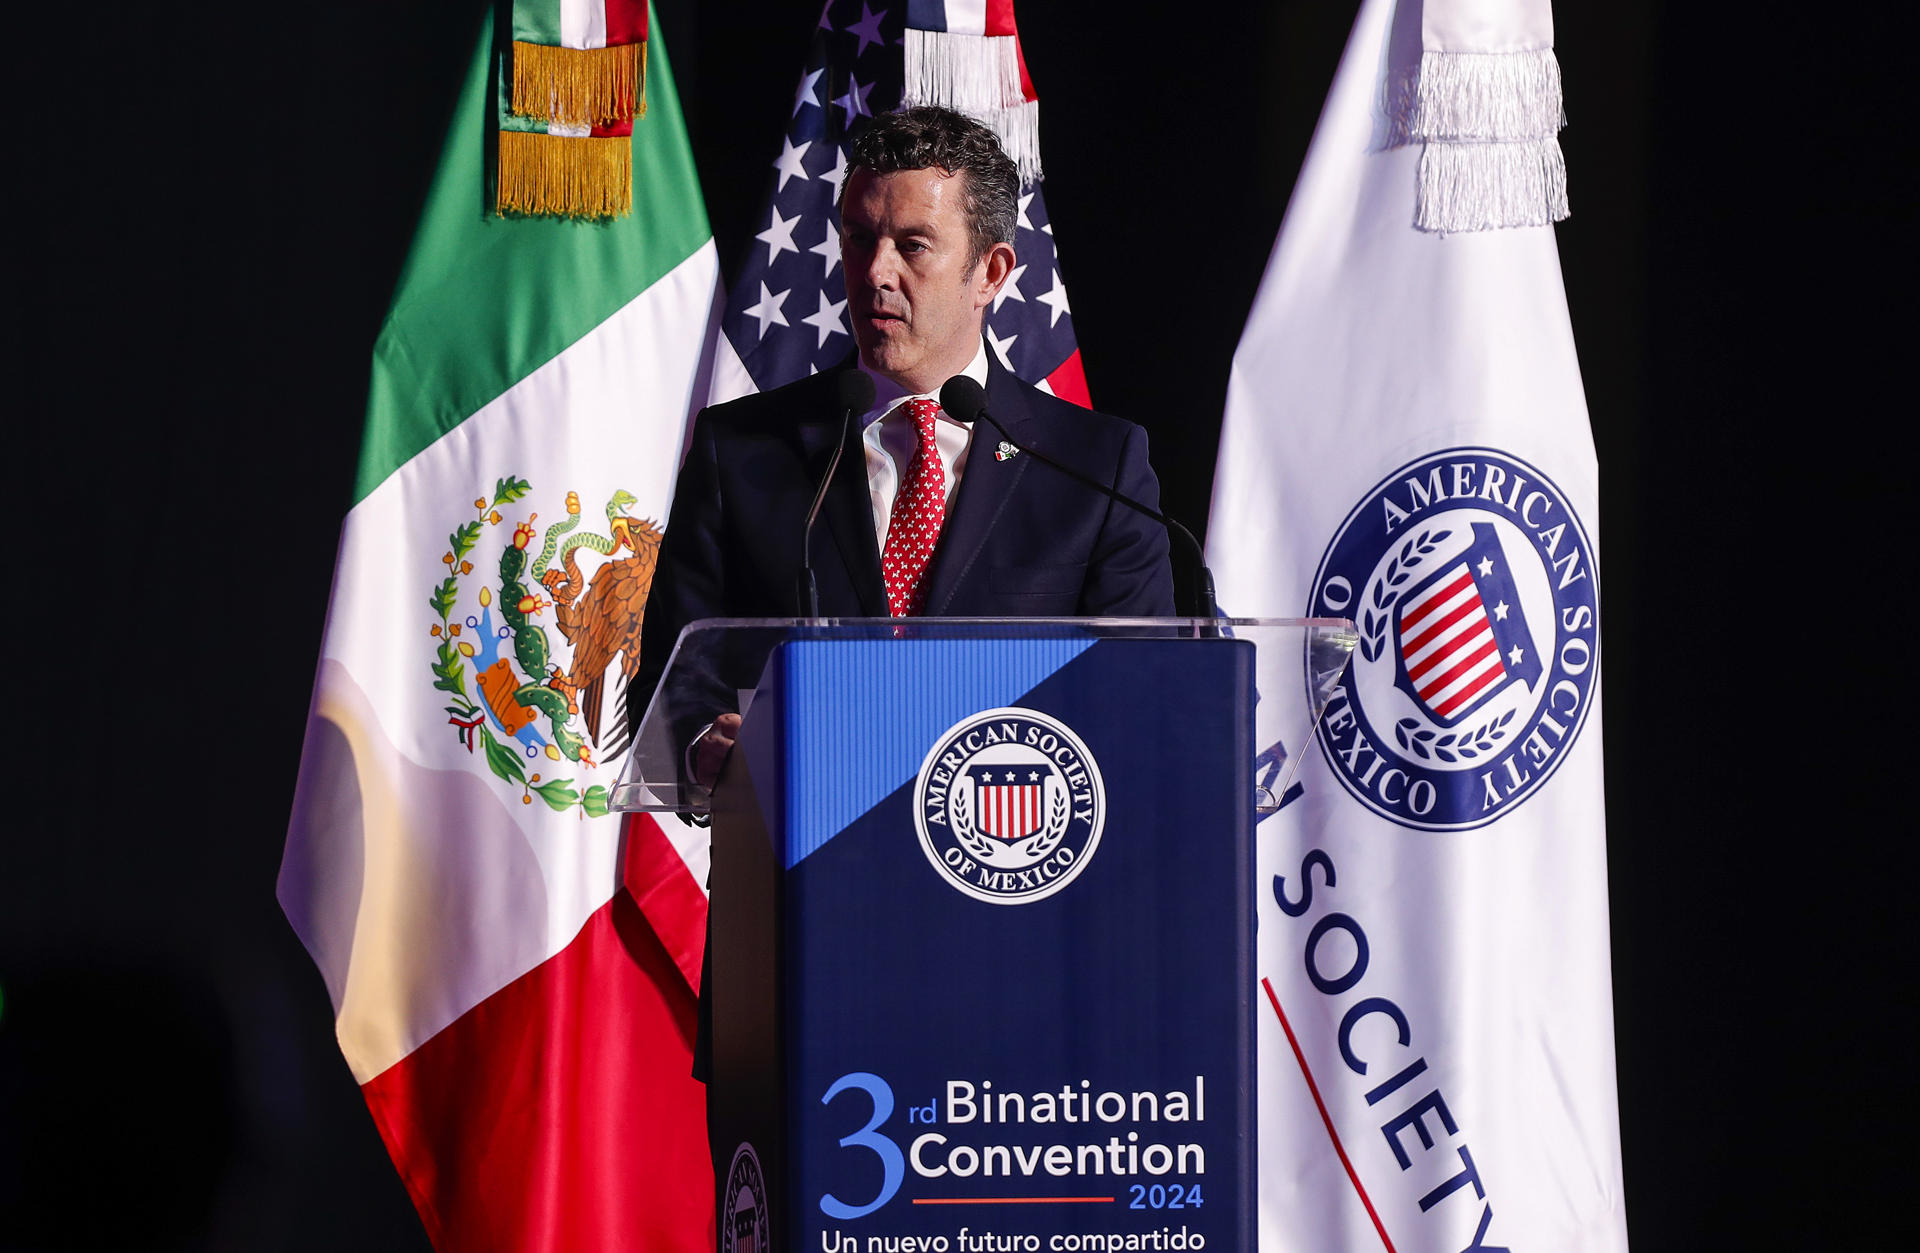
1262;977;1398;1253
912;1196;1115;1205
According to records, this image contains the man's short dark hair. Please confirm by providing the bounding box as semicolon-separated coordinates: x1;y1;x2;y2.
842;106;1019;272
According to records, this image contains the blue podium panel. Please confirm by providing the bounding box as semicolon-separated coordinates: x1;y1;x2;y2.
717;636;1254;1253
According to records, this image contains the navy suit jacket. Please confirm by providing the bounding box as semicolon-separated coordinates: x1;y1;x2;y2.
636;356;1173;1084
633;355;1174;735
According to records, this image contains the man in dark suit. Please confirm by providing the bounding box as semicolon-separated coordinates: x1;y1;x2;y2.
636;106;1173;784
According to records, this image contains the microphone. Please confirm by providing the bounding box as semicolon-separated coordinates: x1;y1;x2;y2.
938;376;1219;619
797;370;877;617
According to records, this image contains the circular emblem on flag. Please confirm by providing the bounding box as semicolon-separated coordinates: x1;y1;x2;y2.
725;1142;769;1253
1309;448;1599;831
913;707;1106;904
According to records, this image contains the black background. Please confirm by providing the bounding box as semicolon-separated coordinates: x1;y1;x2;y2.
4;1;1904;1248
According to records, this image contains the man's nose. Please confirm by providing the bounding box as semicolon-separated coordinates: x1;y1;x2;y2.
863;241;900;291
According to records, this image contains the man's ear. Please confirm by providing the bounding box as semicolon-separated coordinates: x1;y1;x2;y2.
973;241;1018;309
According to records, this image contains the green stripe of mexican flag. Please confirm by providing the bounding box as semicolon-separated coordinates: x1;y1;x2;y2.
283;5;717;1244
511;0;570;48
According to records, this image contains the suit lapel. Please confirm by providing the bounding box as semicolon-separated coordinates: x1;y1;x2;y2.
921;357;1035;616
795;369;887;617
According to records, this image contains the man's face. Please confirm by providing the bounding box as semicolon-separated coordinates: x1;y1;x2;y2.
841;165;1013;393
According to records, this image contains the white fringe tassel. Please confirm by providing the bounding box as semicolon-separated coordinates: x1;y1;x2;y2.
1385;48;1569;232
1416;136;1569;233
1387;48;1565;144
986;99;1042;186
903;29;1044;184
904;29;1024;113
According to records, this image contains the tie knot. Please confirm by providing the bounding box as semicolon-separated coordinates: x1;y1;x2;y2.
903;398;941;445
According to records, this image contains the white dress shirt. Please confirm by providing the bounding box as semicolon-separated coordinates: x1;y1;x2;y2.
857;340;989;552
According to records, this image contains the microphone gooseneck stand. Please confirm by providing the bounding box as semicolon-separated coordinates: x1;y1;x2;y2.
796;371;878;617
938;375;1220;621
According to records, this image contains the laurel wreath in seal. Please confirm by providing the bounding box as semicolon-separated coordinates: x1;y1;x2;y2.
950;778;1073;861
1359;526;1452;663
1394;709;1517;763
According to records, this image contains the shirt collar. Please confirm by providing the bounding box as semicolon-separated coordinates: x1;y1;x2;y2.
857;340;990;427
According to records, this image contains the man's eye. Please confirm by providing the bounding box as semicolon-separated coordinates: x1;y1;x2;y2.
901;240;927;254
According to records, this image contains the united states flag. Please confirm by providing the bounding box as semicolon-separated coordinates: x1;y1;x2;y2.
710;0;1089;405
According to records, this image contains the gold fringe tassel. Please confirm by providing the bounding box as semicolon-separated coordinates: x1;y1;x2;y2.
496;130;633;219
510;39;644;127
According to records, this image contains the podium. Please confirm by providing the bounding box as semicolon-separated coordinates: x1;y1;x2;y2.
615;619;1354;1253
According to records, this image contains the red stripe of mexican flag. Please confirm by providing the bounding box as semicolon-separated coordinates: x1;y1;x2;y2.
363;817;711;1253
283;3;718;1246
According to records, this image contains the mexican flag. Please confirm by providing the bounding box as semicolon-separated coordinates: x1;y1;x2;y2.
281;6;719;1249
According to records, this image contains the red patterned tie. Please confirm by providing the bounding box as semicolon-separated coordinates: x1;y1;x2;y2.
880;398;947;616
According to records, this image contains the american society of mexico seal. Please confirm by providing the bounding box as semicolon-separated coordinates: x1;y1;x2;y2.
1309;447;1600;831
725;1141;769;1253
914;707;1106;904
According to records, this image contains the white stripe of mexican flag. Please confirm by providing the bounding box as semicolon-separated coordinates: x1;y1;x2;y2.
561;0;608;49
281;6;717;1248
1208;0;1626;1250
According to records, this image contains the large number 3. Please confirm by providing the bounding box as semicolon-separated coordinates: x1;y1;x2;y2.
819;1072;905;1219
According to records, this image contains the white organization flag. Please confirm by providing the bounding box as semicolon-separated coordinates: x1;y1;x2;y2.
1208;0;1627;1249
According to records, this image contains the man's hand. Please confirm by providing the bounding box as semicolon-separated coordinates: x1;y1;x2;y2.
693;713;743;789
